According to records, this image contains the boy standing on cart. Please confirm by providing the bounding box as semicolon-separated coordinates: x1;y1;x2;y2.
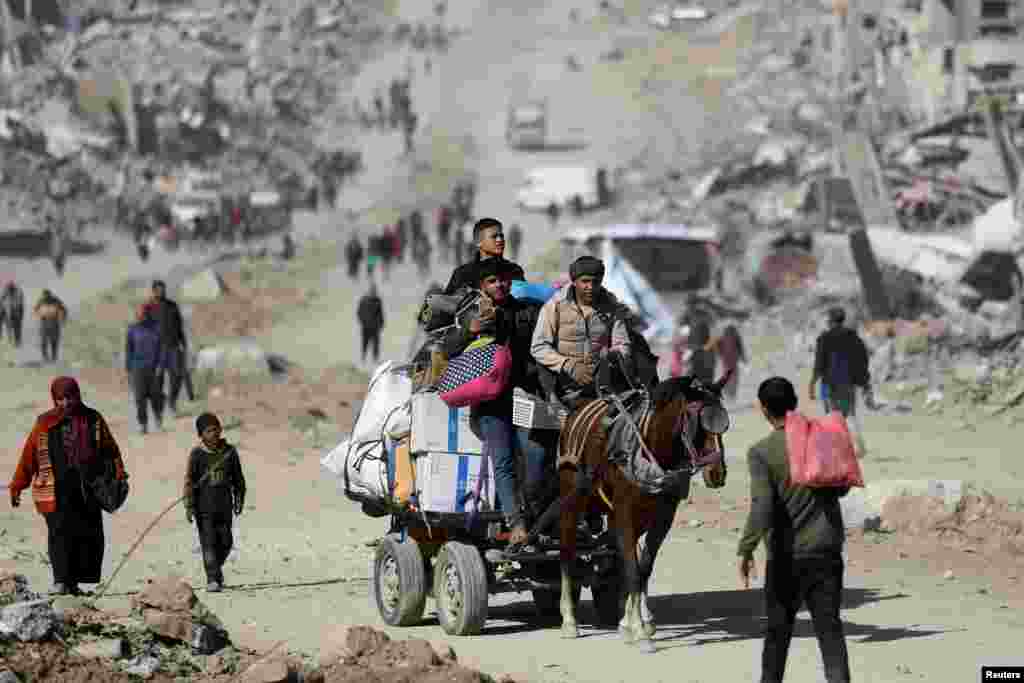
443;259;548;547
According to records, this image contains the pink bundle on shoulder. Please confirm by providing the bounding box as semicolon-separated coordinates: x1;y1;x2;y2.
784;411;864;488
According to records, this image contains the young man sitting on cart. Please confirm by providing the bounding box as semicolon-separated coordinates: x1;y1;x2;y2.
443;258;550;548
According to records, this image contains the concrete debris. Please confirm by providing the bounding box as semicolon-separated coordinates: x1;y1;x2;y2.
0;573;38;605
133;576;230;655
840;480;965;531
121;653;162;678
71;638;128;660
0;671;20;683
0;600;59;642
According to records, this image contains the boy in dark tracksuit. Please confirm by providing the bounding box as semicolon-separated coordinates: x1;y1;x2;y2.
184;413;246;592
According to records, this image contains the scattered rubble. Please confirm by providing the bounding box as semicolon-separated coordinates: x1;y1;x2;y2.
0;574;517;682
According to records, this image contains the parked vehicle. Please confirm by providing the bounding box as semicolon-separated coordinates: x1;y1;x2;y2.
516;166;603;212
506;100;547;150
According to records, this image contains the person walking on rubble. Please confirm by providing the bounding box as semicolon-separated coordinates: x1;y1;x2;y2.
808;307;871;455
126;303;164;434
150;280;189;417
184;412;246;593
444;217;526;295
9;377;129;596
34;289;67;363
738;376;852;683
357;283;385;366
530;255;633;411
1;279;25;347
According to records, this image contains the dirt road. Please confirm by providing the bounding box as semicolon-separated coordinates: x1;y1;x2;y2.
3;1;1023;682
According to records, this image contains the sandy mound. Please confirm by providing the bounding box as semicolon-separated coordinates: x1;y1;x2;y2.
188;270;311;341
881;493;1024;556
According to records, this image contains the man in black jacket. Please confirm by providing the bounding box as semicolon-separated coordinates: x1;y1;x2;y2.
151;280;189;416
443;217;525;295
738;377;851;683
356;284;385;364
808;307;870;418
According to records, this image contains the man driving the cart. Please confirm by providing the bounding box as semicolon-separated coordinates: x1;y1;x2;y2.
530;255;634;411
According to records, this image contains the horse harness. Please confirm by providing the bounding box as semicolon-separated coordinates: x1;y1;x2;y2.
558;390;697;499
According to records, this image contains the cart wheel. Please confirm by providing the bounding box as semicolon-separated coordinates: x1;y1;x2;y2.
373;535;427;627
434;541;489;635
532;584;581;619
591;573;623;628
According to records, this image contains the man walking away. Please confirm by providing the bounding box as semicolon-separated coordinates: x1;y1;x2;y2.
738;377;852;683
126;304;164;434
34;289;67;363
1;280;25;347
808;307;870;454
150;280;189;416
357;284;385;365
507;223;523;261
711;323;746;402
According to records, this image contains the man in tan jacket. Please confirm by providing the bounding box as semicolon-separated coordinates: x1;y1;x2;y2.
531;255;632;409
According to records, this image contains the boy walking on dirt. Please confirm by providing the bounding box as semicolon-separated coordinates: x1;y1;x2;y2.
738;377;851;683
184;413;246;592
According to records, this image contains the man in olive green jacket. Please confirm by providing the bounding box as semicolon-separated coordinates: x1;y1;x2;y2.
737;376;851;683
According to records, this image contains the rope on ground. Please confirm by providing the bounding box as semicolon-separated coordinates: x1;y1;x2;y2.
95;576;370;599
229;639;287;683
94;465;222;601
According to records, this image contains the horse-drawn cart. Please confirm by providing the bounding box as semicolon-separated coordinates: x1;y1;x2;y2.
326;359;731;645
341;379;624;637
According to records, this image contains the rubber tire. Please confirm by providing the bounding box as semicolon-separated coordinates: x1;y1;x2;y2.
591;574;623;628
373;535;427;627
532;584;582;619
434;542;490;636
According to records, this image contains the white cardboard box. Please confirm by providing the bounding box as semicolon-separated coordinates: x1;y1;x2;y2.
414;451;496;513
409;392;483;455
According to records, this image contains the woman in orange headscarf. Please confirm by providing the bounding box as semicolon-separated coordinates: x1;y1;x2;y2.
8;377;128;595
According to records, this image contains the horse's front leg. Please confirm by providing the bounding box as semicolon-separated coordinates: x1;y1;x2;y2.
613;513;655;652
637;494;682;638
559;467;581;639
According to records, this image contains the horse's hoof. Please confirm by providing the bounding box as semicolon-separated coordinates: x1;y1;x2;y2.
636;638;657;654
619;625;635;643
561;624;580;639
642;621;657;638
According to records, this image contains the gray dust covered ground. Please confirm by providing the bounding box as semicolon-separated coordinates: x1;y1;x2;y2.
2;0;1024;682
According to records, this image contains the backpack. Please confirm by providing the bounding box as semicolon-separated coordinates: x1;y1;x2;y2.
783;411;864;488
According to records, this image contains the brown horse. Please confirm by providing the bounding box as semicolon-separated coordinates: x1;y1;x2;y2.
557;374;730;652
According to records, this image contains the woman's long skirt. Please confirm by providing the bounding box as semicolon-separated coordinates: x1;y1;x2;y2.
44;469;104;586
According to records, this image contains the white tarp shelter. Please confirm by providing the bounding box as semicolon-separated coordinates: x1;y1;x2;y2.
561;223;721;292
599;240;676;344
